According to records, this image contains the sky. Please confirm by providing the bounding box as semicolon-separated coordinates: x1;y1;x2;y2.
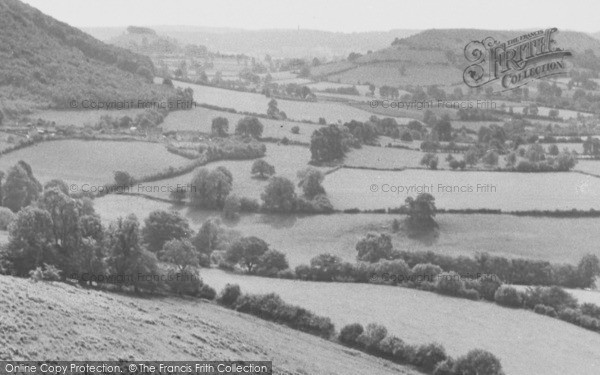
20;0;600;33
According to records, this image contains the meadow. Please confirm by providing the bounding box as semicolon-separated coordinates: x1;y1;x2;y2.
172;80;377;123
574;160;600;175
323;168;600;211
307;81;372;95
135;144;322;201
92;194;600;266
0;140;189;185
160;106;322;143
343;145;464;169
29;108;146;127
201;268;600;375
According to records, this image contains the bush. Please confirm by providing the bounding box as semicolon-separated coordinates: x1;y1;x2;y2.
29;263;61;282
222;194;241;220
581;303;600;320
533;304;558;318
435;272;465;296
377;335;405;359
357;323;387;351
414;343;448;372
494;285;523;308
411;263;443;283
256;249;289;276
198;284;216;300
339;323;364;346
0;207;16;230
291;126;300;134
217;284;241;306
523;286;578;311
433;358;456;375
474;276;502;301
276;268;295;279
164;268;204;296
453;349;504;375
239;197;260;212
460;288;481;300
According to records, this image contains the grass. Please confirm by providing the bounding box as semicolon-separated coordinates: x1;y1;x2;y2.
201;268;600;375
0;140;189;185
135;144;321;201
172;80;376;123
574;160;600;175
0;275;416;375
344;145;464;169
161;106;322;143
323;168;600;211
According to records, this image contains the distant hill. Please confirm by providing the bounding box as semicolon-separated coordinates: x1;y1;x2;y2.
108;26;184;56
85;26;419;58
0;274;419;375
0;0;172;117
311;28;600;87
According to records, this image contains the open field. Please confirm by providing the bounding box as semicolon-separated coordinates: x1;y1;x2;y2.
135;144;320;201
323;168;600;211
574;160;600;175
172;80;377;123
0;140;189;185
344;146;465;169
328;63;463;87
307;81;371;95
201;268;600;375
92;194;600;267
0;275;417;375
29;108;147;127
161;106;322;143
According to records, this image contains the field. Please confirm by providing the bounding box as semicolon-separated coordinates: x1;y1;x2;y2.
323;168;600;211
135;144;322;201
344;145;466;169
307;81;372;95
160;106;322;143
29;108;146;127
201;268;600;375
574;160;600;175
0;140;189;185
92;194;600;267
328;62;464;87
172;80;377;123
0;275;416;375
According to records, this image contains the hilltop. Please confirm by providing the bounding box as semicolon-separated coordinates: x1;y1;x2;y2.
0;0;172;117
108;26;187;56
0;275;418;375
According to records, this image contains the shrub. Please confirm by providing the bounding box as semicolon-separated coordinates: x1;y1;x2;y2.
394;343;417;364
198;284;216;300
29;263;61;282
474;276;502;301
357;323;387;351
533;304;558;318
0;207;16;230
580;303;600;320
164;268;204;296
291;126;300;134
239;197;260;212
256;249;289;276
217;284;241;306
453;349;504;375
377;335;405;359
276;268;295;279
435;272;465;296
222;194;241;220
414;343;448;372
558;308;582;325
494;285;523;308
339;323;364;346
460;288;481;300
433;358;456;375
369;259;411;285
412;263;443;283
523;286;578;311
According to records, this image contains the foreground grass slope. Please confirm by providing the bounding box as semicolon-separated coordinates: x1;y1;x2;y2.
0;275;418;375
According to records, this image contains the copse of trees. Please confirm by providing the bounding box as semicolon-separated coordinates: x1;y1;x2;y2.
142;210;192;253
189;167;233;209
211;117;229;137
310;125;346;163
2;161;42;212
403;193;438;236
235;116;264;138
261;176;297;212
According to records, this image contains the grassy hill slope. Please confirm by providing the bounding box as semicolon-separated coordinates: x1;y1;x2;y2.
0;0;170;116
0;275;419;375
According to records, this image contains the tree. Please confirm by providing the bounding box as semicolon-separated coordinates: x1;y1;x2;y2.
434;116;453;141
211;117;229;137
235;116;264;138
577;254;600;288
256;249;289;275
226;236;269;273
2;161;42;212
420;153;439;169
192;219;221;257
310;125;345;163
142;210;192;253
3;207;54;276
356;233;393;262
548;144;559;156
222;194;241;220
482;150;499;167
404;193;438;235
267;99;280;119
309;253;342;281
251;159;275;179
44;179;70;195
170;188;187;203
114;171;134;186
297;167;326;199
160;239;199;271
464;147;479;166
261;177;297;212
291;126;300;134
189;168;233;209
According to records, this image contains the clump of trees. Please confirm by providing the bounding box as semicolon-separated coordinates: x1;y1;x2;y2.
403;193;438;237
235;116;264;138
251;159;275;179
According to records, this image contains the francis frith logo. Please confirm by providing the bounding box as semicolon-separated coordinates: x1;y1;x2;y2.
463;28;572;91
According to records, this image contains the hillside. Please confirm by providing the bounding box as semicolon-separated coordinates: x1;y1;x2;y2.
108;26;184;56
311;28;600;86
85;26;419;58
0;275;419;375
0;0;170;116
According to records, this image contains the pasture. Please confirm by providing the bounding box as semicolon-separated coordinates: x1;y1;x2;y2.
172;80;377;123
343;146;465;170
160;106;322;143
201;268;600;375
29;108;146;127
574;160;600;175
0;140;189;185
323;168;600;211
135;144;320;201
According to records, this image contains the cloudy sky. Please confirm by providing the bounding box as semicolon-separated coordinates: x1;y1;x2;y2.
21;0;600;33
